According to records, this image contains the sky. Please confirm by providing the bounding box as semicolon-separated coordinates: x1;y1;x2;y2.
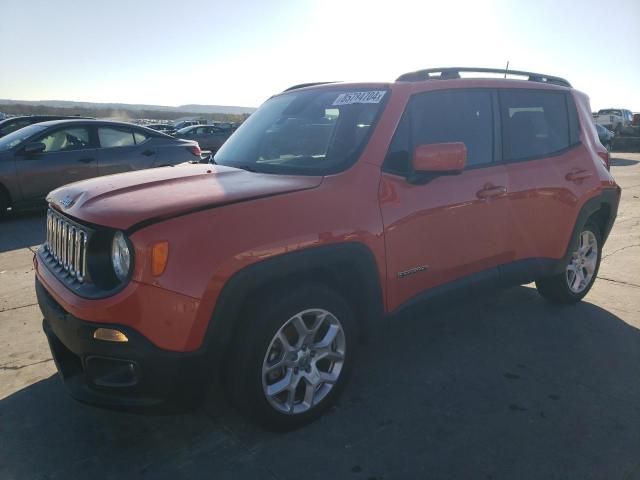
1;0;639;111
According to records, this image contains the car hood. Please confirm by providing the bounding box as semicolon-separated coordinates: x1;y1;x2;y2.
47;163;323;230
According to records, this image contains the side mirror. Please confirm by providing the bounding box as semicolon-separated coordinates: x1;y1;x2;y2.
22;142;46;156
407;142;466;184
412;142;466;174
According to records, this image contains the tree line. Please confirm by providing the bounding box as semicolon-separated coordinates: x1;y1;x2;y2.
0;103;250;123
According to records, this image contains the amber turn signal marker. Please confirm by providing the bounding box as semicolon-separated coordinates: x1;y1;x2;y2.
151;241;169;276
93;328;129;343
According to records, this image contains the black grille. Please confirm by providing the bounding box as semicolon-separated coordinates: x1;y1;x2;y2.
44;208;89;283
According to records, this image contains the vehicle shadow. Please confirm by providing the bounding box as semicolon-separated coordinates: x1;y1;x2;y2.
610;156;640;167
1;286;639;479
0;210;46;253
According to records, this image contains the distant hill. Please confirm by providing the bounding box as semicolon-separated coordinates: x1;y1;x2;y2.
0;99;257;116
0;99;257;123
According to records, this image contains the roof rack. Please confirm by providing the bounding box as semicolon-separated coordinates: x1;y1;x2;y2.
396;67;571;87
283;81;340;92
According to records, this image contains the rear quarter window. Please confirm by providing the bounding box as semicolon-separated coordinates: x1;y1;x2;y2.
99;128;136;148
134;131;149;144
500;90;572;161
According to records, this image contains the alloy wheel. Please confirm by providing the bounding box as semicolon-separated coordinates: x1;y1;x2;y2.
261;308;346;415
566;230;598;293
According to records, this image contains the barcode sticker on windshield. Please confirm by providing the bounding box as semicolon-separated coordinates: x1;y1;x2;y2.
332;91;386;106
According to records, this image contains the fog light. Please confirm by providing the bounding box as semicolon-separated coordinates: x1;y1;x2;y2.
93;328;129;343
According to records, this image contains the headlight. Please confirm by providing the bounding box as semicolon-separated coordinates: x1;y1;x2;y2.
111;231;131;282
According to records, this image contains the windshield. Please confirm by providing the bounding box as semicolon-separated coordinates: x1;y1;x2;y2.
0;124;46;152
177;126;195;134
214;88;388;175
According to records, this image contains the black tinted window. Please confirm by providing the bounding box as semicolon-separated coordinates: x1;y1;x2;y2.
501;90;570;161
0;118;32;136
411;90;494;167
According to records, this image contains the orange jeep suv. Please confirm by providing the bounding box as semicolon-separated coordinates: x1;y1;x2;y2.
35;67;620;430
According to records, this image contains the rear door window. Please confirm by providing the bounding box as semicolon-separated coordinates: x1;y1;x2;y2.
98;128;136;148
500;90;570;161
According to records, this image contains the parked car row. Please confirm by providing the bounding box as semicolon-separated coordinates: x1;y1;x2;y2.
143;121;239;152
174;124;231;152
594;108;634;132
0;119;202;215
145;123;178;136
0;115;92;138
595;123;615;151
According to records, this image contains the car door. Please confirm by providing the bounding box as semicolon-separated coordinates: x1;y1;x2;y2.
499;89;600;270
379;89;510;311
203;126;228;152
96;126;157;175
15;125;98;203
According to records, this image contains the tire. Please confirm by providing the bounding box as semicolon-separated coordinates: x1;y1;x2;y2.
535;221;602;304
226;283;357;431
0;189;9;219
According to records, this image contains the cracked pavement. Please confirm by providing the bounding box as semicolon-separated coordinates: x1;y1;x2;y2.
0;153;639;479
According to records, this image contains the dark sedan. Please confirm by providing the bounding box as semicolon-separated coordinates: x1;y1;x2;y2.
0;115;92;138
0;119;201;215
174;124;231;153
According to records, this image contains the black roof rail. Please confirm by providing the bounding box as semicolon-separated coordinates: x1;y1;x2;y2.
396;67;571;87
283;81;340;92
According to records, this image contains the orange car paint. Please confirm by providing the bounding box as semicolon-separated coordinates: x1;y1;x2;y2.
38;78;619;353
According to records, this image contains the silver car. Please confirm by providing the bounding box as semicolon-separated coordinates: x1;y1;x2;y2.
0;119;201;216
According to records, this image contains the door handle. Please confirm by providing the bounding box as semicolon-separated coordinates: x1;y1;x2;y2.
565;169;592;182
77;157;95;164
142;149;155;156
476;184;507;199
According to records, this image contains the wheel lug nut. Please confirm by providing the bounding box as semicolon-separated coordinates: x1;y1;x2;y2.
310;351;315;357
294;367;299;374
305;366;311;373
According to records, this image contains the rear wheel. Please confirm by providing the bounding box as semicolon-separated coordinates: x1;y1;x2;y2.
227;284;356;431
0;189;9;219
536;221;602;304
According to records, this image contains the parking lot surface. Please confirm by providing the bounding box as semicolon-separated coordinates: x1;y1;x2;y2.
1;154;639;479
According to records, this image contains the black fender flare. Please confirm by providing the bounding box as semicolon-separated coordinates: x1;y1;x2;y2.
201;242;386;361
554;187;620;274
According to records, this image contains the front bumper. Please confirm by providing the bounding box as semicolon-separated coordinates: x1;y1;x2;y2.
37;278;209;409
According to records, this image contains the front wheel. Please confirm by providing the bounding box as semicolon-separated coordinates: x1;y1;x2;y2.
227;284;356;431
536;221;602;304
